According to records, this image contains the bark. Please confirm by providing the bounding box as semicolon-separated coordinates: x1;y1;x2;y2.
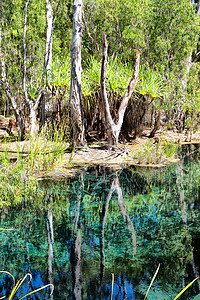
69;0;86;146
70;172;83;300
0;24;25;140
112;177;136;256
101;33;140;147
149;109;161;138
23;0;43;137
47;209;54;300
40;0;54;127
99;182;115;295
45;0;53;73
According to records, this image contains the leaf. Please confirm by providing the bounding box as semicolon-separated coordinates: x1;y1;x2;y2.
173;277;199;300
19;284;54;300
111;273;114;300
144;264;160;300
193;293;200;300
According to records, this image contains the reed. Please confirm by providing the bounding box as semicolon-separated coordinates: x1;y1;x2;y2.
0;271;53;300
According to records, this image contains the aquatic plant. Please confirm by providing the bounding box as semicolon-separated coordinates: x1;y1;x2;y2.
0;271;53;299
143;265;199;300
110;265;199;300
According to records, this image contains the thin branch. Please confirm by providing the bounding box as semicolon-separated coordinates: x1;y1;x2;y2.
100;33;115;130
43;0;61;79
23;0;30;105
117;50;140;126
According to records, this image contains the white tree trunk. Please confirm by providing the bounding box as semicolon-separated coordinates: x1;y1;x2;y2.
0;23;25;140
69;0;86;146
47;207;54;300
45;0;53;73
23;0;43;137
29;105;38;137
197;0;200;15
101;33;140;147
40;0;54;127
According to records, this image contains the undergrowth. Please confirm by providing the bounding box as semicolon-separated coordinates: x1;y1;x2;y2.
0;123;68;207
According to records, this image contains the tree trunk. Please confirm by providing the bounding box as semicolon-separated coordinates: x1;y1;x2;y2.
0;24;25;140
70;172;83;300
112;177;136;256
69;0;86;146
100;33;140;147
197;0;200;15
23;0;43;137
40;0;54;127
46;207;54;300
29;105;38;138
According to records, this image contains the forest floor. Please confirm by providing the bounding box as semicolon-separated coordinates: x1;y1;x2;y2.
0;118;200;178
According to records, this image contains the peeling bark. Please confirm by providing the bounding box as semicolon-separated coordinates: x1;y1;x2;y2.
101;33;140;147
70;0;86;146
40;0;54;126
23;0;43;137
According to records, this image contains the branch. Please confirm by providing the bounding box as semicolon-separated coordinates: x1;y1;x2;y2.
117;51;140;127
100;33;115;130
34;86;44;110
23;0;30;105
113;177;136;256
43;0;61;79
0;53;20;114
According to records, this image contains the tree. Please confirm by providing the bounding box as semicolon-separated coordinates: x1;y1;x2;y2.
0;0;61;138
69;0;86;146
0;6;25;140
40;0;61;127
100;33;140;146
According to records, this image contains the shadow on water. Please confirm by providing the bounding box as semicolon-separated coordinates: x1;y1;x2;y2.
0;145;200;299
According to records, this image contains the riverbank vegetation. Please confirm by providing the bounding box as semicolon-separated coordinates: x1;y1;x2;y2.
0;0;200;150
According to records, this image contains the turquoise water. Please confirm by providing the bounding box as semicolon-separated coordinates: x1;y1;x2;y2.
0;144;200;299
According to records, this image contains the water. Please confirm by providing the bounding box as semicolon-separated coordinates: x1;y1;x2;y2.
0;145;200;299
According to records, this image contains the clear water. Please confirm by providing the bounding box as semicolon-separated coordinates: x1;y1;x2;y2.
0;144;200;299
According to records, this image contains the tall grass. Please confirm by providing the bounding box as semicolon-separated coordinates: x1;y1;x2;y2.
0;271;53;300
27;123;68;173
110;265;199;300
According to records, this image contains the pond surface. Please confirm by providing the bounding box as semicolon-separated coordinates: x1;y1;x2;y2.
0;144;200;299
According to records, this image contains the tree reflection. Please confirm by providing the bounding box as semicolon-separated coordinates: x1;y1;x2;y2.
47;209;54;300
70;172;83;300
98;172;136;297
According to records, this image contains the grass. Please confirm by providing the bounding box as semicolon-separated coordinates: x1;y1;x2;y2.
134;139;179;165
110;265;199;300
0;123;69;208
0;271;53;299
27;123;68;173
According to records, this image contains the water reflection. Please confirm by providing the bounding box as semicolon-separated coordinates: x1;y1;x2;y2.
0;159;200;299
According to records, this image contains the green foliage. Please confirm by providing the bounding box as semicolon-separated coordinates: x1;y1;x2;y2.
0;154;38;207
137;66;166;99
134;139;172;165
146;0;199;71
27;123;68;172
82;56;133;97
50;56;71;88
